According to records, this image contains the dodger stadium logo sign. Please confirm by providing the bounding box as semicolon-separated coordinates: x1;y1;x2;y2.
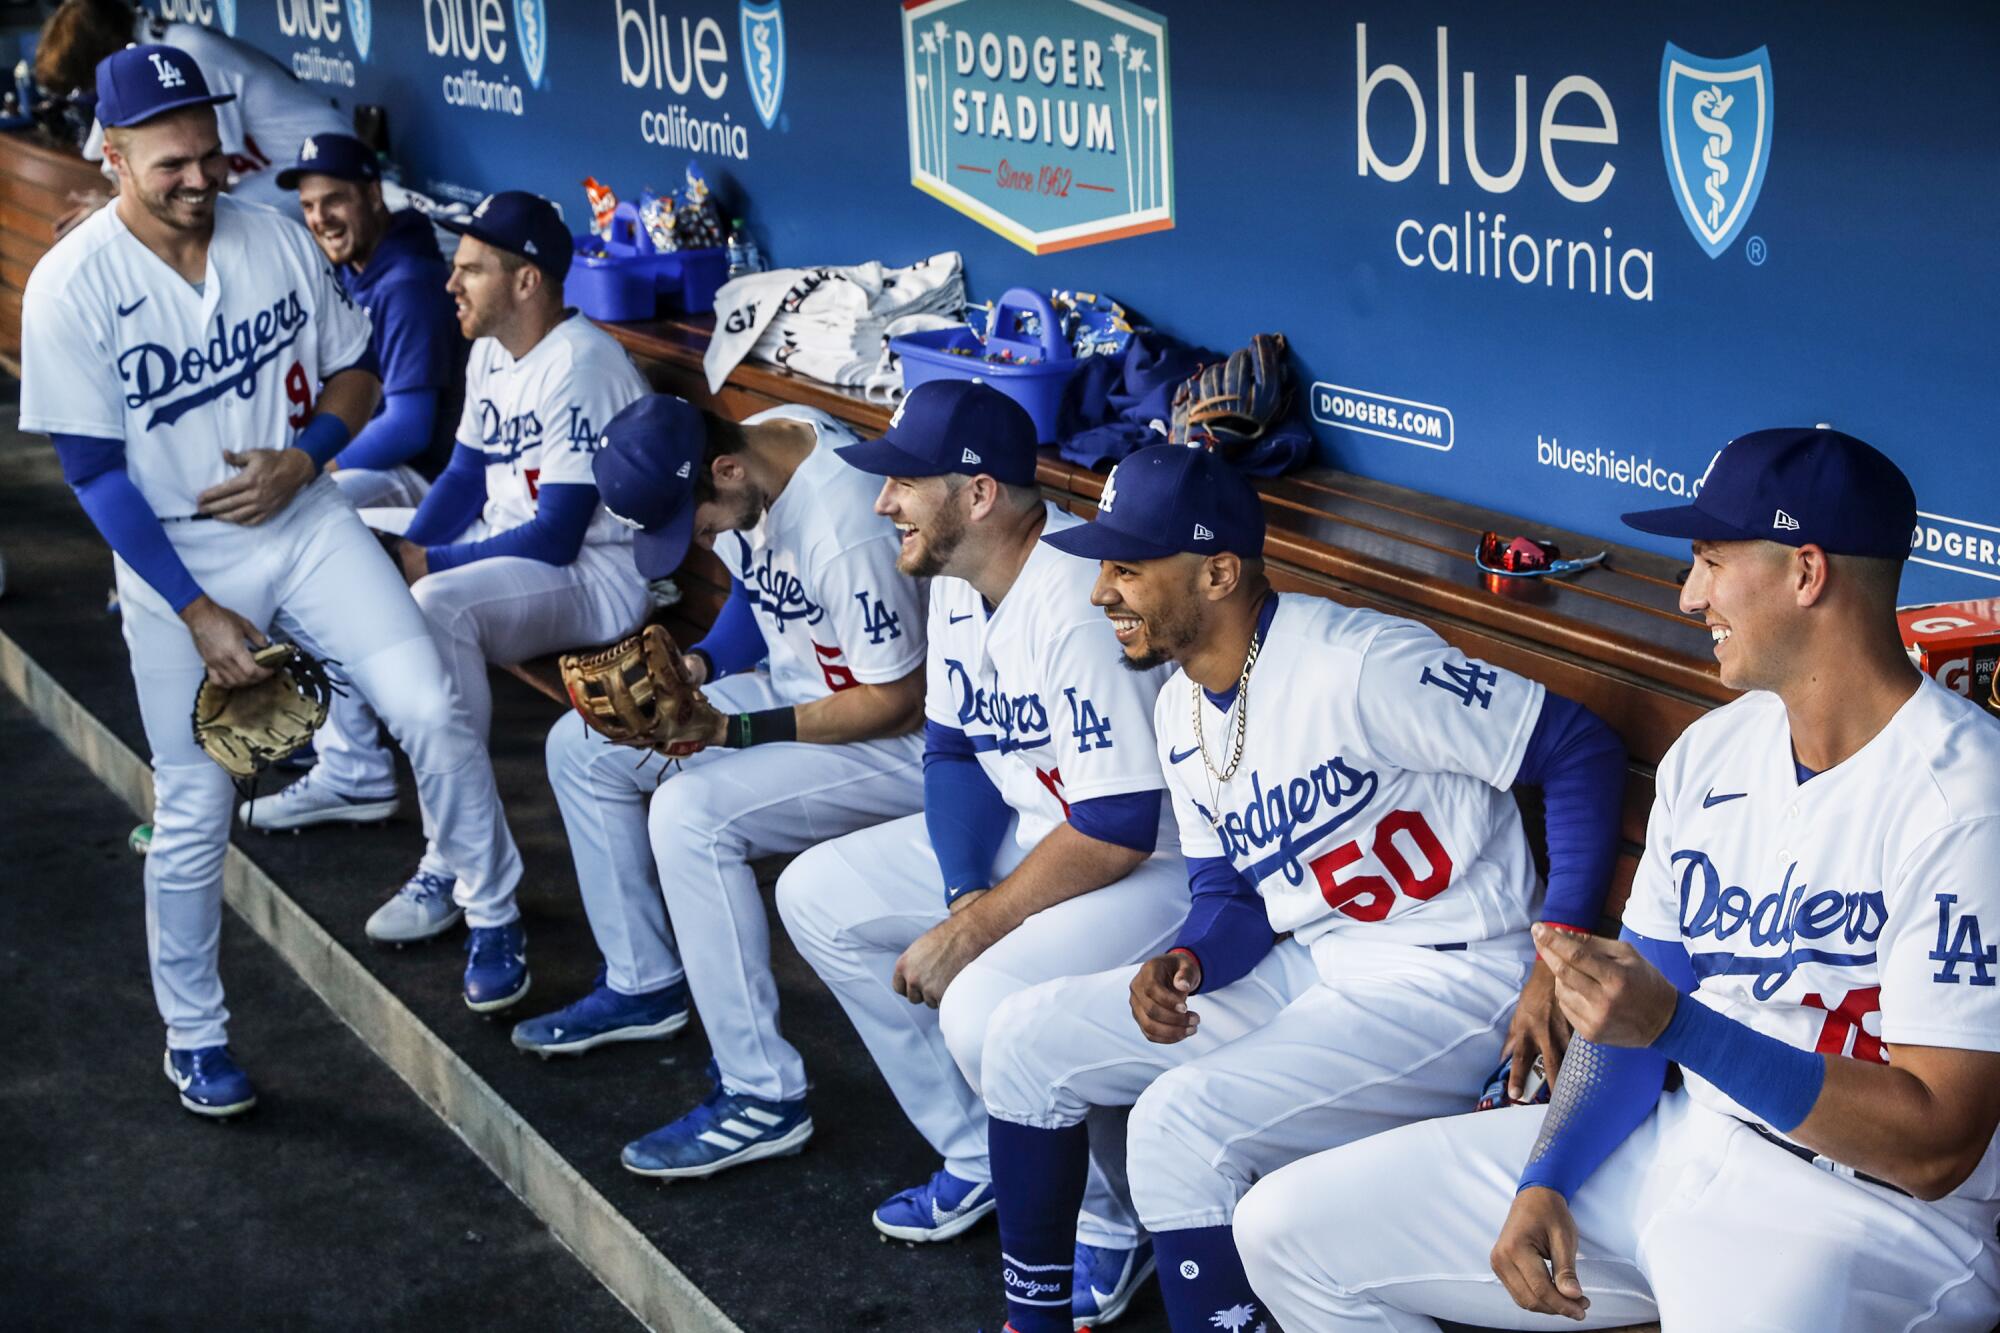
903;0;1175;255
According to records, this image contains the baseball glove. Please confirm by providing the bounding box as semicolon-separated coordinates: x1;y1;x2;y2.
559;624;719;757
1169;332;1293;452
191;642;339;779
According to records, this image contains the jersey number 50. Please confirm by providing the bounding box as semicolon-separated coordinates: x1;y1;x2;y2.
1310;809;1452;922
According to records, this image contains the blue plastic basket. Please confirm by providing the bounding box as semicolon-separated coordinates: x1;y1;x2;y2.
889;288;1081;444
569;202;728;322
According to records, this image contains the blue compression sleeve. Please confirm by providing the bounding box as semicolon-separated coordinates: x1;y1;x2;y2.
54;434;204;612
400;442;487;546
924;721;1012;906
1653;990;1826;1133
693;579;767;679
1171;855;1275;992
294;411;352;470
1067;789;1161;855
426;482;597;571
1516;928;1693;1199
336;388;439;473
1513;692;1626;931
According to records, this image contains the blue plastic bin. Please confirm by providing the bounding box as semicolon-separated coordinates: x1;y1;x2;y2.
889;288;1081;444
569;202;729;322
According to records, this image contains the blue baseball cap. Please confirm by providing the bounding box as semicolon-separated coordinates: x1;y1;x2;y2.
276;132;381;190
592;395;708;578
1043;444;1267;562
95;44;235;129
1623;427;1916;559
436;190;573;282
836;380;1038;486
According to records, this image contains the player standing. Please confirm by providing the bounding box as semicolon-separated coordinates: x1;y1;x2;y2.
18;46;523;1111
1235;429;2000;1331
980;444;1626;1333
281;132;463;510
776;382;1188;1255
515;393;930;1178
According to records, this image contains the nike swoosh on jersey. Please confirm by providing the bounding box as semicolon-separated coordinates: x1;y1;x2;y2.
948;612;975;624
1702;789;1749;808
117;296;148;317
1167;745;1200;764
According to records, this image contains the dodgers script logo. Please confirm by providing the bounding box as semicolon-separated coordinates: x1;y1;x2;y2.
345;0;373;61
516;0;548;87
944;658;1050;755
1660;43;1774;258
1199;758;1380;887
119;293;310;429
1673;851;1886;1000
740;0;786;130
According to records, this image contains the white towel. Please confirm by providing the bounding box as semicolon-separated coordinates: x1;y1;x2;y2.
704;253;966;393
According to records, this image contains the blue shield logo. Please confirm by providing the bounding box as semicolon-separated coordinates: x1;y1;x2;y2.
345;0;372;61
515;0;548;88
740;0;785;130
1660;43;1774;258
214;0;236;37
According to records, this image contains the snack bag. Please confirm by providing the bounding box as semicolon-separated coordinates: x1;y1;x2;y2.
638;187;679;253
582;176;618;239
676;160;726;249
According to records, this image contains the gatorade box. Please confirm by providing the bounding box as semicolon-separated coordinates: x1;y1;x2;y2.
1898;599;2000;718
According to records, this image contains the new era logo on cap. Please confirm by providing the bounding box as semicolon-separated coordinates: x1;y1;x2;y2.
1773;509;1800;531
961;448;981;466
1193;523;1215;542
676;461;692;478
148;52;185;88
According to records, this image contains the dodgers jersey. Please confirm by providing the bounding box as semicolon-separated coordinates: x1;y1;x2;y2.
925;506;1176;854
455;312;649;546
19;194;371;519
1623;679;2000;1218
1161;594;1546;948
716;406;927;707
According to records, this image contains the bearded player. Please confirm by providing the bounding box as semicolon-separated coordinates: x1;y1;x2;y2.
979;445;1626;1332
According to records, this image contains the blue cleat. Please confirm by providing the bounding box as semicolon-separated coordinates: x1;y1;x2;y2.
1072;1239;1154;1329
872;1166;995;1242
163;1045;258;1118
464;922;530;1013
511;969;689;1057
621;1062;813;1180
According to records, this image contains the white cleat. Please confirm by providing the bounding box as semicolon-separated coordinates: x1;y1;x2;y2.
237;769;399;833
365;871;464;945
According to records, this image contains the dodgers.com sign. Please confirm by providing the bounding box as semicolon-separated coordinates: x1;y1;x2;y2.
902;0;1174;255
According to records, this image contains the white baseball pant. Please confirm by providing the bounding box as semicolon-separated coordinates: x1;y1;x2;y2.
543;673;924;1102
116;478;523;1047
329;463;430;511
1235;1085;2000;1331
775;814;1188;1247
983;931;1533;1238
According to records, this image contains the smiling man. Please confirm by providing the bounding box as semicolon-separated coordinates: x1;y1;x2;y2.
1235;429;2000;1332
978;444;1625;1333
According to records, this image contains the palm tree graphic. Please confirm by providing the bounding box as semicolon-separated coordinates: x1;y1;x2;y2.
1210;1304;1258;1333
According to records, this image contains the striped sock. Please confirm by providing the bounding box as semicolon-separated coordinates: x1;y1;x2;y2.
989;1117;1090;1333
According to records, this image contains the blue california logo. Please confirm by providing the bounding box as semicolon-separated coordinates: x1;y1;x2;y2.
740;0;786;130
1659;43;1774;258
515;0;548;87
345;0;372;61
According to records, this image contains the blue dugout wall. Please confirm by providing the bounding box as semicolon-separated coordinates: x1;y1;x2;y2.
154;0;2000;603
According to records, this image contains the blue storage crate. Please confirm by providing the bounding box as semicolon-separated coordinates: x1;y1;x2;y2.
569;202;728;323
889;288;1082;444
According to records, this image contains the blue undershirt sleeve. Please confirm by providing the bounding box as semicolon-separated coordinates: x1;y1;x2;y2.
336;388;439;473
924;720;1012;907
54;434;204;613
1066;789;1161;855
1516;927;1693;1199
692;578;766;680
399;442;487;547
1512;691;1627;931
1171;855;1275;993
425;482;597;571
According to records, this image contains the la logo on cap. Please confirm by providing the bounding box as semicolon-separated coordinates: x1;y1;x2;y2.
1193;523;1215;542
888;399;908;429
302;137;319;159
1774;509;1800;531
473;196;494;218
148;52;184;89
1098;467;1119;513
676;460;692;478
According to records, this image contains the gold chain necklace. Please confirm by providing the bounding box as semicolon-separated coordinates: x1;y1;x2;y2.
1191;626;1264;826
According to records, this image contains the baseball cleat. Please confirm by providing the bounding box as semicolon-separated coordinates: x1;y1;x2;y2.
872;1167;996;1242
464;922;530;1013
1072;1239;1154;1329
163;1045;258;1118
620;1065;813;1180
511;970;690;1056
236;769;398;832
365;871;463;944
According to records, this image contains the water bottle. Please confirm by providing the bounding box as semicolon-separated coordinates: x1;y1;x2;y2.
727;220;752;280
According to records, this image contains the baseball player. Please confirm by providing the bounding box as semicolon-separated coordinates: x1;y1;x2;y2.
1234;429;2000;1331
18;46;524;1112
280;132;464;510
241;192;652;966
774;381;1188;1257
515;393;930;1179
980;445;1627;1333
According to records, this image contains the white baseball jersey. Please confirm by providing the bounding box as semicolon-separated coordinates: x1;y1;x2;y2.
924;506;1177;854
1623;678;2000;1227
19;193;371;518
1159;594;1546;948
455;313;649;547
715;406;927;706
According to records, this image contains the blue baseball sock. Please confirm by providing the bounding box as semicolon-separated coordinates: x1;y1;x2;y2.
1153;1225;1262;1333
989;1117;1090;1333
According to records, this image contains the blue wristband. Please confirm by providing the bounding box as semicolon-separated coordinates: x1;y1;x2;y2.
296;413;353;470
1651;994;1826;1132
